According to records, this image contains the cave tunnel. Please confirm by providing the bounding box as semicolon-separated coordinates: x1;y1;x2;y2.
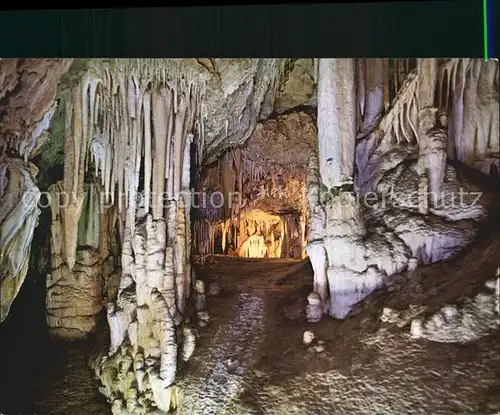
0;58;499;415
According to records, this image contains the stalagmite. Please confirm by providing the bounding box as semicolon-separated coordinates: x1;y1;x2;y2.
306;241;328;312
163;246;176;313
151;288;177;385
306;292;323;323
181;326;196;362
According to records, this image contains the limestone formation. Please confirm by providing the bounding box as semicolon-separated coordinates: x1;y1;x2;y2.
305;292;323;323
45;180;118;338
0;159;41;322
181;326;196;362
0;57;498;415
194;279;207;312
411;276;500;343
306;241;328;311
302;330;315;345
317;58;357;188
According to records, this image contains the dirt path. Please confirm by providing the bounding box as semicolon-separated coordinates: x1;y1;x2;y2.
183;292;266;414
177;247;500;415
177;258;307;414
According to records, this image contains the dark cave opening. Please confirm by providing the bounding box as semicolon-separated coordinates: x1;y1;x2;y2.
0;207;51;413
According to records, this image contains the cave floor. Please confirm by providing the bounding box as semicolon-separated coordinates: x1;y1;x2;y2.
5;240;499;415
177;253;500;415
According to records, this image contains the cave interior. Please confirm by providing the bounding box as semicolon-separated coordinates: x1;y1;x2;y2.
0;57;499;414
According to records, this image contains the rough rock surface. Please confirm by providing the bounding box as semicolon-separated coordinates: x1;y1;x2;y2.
0;59;73;156
274;59;316;114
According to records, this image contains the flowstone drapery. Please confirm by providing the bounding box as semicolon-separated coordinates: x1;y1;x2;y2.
0;159;41;322
46;180;117;338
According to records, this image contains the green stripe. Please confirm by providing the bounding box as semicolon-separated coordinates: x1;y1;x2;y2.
483;0;489;60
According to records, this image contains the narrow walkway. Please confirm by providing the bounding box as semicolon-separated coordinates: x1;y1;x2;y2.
177;257;309;414
179;293;266;414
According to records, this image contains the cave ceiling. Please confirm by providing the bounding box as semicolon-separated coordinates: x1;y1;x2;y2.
0;58;317;164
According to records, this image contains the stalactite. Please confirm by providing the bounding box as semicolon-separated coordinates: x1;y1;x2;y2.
116;73;128;213
357;59;366;120
173;93;187;200
174;196;187;313
165;92;174;185
317;58;357;188
383;59;390;111
152;86;170;219
416;58;440;202
143;89;152;215
61;84;85;271
461;60;481;166
359;59;384;138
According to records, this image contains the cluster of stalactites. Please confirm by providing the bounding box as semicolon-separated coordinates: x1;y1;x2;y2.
193;214;286;258
56;60;207;270
438;59;499;172
378;69;419;144
84;61;207;411
376;58;499;167
198;147;307;223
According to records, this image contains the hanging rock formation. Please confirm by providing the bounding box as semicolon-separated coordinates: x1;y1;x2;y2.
0;159;41;322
